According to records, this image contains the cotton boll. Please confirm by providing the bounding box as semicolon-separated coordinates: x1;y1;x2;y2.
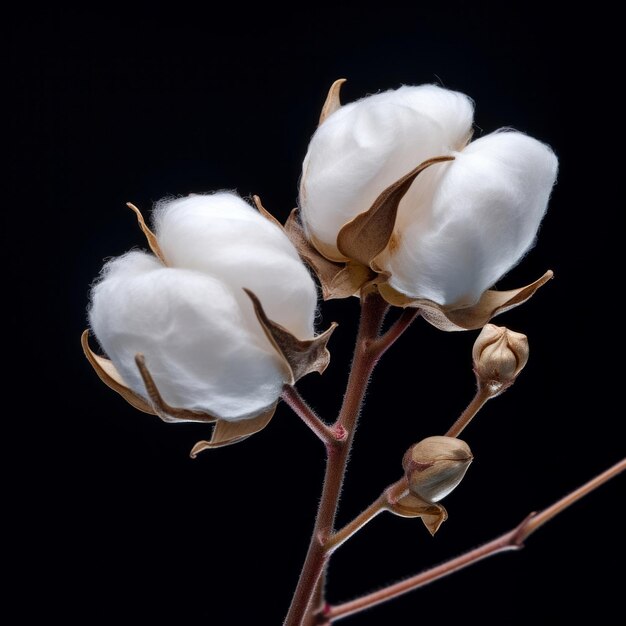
381;131;558;306
378;85;475;149
89;251;286;421
153;193;317;340
299;85;474;260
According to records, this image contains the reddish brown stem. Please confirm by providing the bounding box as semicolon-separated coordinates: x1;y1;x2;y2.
325;495;387;553
283;293;389;626
282;385;337;445
325;457;626;621
445;384;492;437
326;479;408;554
369;308;421;358
327;524;523;621
302;579;326;626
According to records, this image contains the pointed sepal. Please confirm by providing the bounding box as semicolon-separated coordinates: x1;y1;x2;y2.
336;156;454;268
189;407;276;457
244;289;337;384
379;270;554;331
388;493;448;536
81;329;156;415
284;208;374;299
134;354;219;424
319;78;347;125
127;202;167;264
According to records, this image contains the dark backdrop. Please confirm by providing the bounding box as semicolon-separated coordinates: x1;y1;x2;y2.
9;3;624;625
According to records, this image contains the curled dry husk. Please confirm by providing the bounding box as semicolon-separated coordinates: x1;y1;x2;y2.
82;203;337;455
388;492;449;537
262;79;553;331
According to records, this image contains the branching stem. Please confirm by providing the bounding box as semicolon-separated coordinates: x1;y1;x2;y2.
324;458;626;622
283;293;388;626
281;293;624;625
325;495;387;554
283;295;421;626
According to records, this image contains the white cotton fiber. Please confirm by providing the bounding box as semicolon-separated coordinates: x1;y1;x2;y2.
89;251;286;421
379;131;558;306
153;192;317;339
299;85;475;260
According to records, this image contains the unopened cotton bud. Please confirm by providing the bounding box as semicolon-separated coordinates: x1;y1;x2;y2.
473;324;529;395
403;436;473;503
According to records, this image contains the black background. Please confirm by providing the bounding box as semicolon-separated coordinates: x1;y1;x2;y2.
9;3;624;625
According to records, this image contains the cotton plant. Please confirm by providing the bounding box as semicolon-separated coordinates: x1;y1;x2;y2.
83;79;625;625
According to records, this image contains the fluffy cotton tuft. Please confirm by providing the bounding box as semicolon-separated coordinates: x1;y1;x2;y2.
299;85;474;260
89;192;319;421
89;252;287;420
154;193;317;339
378;131;558;306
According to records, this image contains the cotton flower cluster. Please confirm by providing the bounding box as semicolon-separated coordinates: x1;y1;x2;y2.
84;80;558;446
81;80;573;626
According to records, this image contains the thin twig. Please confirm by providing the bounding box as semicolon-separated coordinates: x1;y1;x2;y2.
325;458;626;622
282;385;337;445
445;385;492;437
326;479;408;554
325;495;387;553
518;458;626;541
368;308;421;360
